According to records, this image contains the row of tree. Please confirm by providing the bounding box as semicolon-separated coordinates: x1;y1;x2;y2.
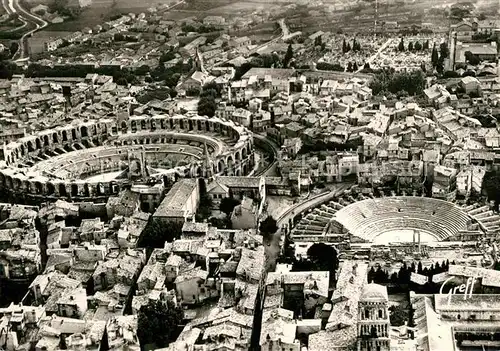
370;68;426;96
342;38;362;53
397;39;431;52
368;259;452;286
431;42;449;73
346;62;359;72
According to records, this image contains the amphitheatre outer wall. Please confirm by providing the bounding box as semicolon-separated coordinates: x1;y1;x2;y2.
0;115;254;204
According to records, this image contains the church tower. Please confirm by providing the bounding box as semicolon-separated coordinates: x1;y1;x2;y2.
202;142;213;179
357;283;390;351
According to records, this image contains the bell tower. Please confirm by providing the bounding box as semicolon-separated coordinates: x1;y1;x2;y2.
357;283;390;351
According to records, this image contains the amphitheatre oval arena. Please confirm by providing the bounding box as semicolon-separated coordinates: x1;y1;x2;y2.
291;194;484;245
0;114;254;203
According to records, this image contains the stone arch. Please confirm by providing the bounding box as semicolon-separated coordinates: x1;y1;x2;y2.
217;159;225;173
36;138;42;149
71;129;77;140
47;182;55;195
235;169;241;176
91;124;97;135
235;150;241;161
151;120;156;131
83;183;90;197
6;176;12;189
197;120;202;131
227;155;234;169
243;164;248;175
13;177;21;190
62;130;68;142
131;120;137;132
53;133;59;144
179;119;184;130
27;141;35;152
121;121;128;133
195;166;203;178
43;135;50;147
205;120;210;132
242;148;247;159
97;182;104;195
140;119;146;131
59;183;67;197
23;180;30;193
160;119;166;129
71;184;79;197
35;182;43;194
169;119;174;129
188;119;193;131
81;126;89;138
20;144;25;156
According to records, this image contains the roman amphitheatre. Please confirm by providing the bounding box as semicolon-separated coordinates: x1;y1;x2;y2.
0;114;255;203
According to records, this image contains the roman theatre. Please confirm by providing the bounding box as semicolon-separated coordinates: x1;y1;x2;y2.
290;194;497;246
0;114;254;203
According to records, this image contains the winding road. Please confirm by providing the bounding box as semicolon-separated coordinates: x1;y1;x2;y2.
252;134;279;177
2;0;47;60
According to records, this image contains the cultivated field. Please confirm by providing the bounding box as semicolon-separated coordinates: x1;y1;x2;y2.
23;0;500;34
28;30;72;54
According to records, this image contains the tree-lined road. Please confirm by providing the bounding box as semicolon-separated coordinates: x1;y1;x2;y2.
2;0;47;60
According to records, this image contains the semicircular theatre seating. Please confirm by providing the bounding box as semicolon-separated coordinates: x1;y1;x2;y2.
462;204;500;233
335;196;472;241
289;192;372;238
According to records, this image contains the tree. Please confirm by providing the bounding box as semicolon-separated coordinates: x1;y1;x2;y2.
353;38;360;51
306;243;339;274
220;197;240;217
342;38;347;53
414;41;422;51
196;194;213;221
160;50;177;63
316;62;344;72
346;42;351;52
284;44;293;67
398;38;405;51
137;300;183;348
408;42;414;51
439;42;449;59
115;77;128;86
140;218;183;248
431;44;439;67
482;169;500;211
464;51;481;65
59;334;67;350
0;61;15;79
370;69;425;96
259;215;278;237
389;305;409;327
197;96;217;117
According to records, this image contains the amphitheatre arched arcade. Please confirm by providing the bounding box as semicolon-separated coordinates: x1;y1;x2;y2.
0;115;254;203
